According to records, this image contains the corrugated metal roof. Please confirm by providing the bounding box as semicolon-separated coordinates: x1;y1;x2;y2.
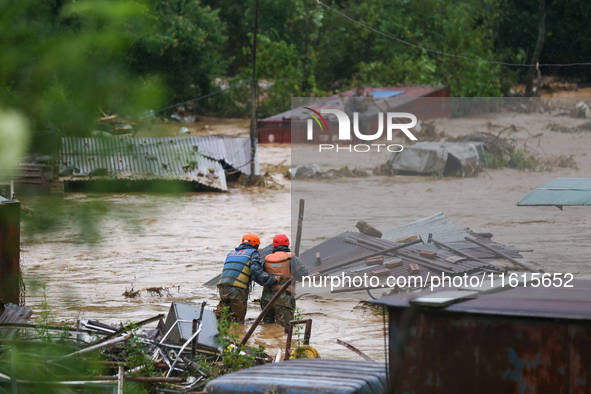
202;214;536;293
382;212;470;243
261;85;448;122
204;359;387;394
189;136;259;177
382;212;527;256
303;233;498;290
517;177;591;207
372;280;591;321
60;136;259;192
298;214;539;293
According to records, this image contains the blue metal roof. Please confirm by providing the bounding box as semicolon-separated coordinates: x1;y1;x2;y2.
370;90;405;98
204;359;387;394
517;178;591;208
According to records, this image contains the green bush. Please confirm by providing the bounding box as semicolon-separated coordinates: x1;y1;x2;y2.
510;149;538;170
484;150;509;169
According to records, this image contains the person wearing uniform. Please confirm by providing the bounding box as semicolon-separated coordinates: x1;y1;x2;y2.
260;234;309;328
217;233;278;324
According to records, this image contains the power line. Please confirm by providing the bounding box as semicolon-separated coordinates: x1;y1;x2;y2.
317;0;591;68
154;79;254;114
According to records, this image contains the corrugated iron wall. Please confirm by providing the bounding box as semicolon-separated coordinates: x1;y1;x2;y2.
60;136;259;192
386;304;591;394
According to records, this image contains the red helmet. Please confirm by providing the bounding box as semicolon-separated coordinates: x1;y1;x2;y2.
242;233;260;248
273;234;290;248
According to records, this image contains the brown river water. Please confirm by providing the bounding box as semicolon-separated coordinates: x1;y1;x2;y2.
20;144;387;362
19;110;591;362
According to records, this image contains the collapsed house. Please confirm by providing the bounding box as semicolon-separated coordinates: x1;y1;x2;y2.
7;136;259;194
303;213;537;293
59;136;259;192
300;213;541;296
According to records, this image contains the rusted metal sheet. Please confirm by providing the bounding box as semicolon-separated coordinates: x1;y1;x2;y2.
373;280;591;394
204;359;387;394
0;197;21;305
446;283;591;320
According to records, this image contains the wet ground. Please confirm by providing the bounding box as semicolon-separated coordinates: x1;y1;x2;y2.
20;107;591;362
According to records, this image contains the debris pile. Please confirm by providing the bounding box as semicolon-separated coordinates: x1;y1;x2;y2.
0;301;279;393
413;121;446;141
288;165;370;179
372;124;554;177
97;112;135;135
382;141;484;177
298;213;542;296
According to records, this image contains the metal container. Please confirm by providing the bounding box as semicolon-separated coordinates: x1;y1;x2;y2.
372;280;591;393
160;302;220;351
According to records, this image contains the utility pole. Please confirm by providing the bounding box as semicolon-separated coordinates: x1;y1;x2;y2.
525;0;546;97
249;0;260;178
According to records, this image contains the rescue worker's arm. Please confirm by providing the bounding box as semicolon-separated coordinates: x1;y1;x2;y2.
290;255;309;282
250;251;277;287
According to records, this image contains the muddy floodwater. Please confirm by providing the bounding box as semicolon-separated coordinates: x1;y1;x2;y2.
21;144;387;362
20;110;591;362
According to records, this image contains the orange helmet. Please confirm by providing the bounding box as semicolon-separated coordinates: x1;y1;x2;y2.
242;233;260;249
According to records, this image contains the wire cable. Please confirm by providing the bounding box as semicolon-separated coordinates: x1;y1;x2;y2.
317;0;591;68
154;79;254;114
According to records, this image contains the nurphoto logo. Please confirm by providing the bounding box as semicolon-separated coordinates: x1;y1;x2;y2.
304;107;418;153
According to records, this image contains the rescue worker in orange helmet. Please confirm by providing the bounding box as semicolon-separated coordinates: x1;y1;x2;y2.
216;233;278;324
260;234;309;328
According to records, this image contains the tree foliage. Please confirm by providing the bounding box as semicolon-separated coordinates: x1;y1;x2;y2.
128;0;228;102
0;0;161;146
2;0;590;132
